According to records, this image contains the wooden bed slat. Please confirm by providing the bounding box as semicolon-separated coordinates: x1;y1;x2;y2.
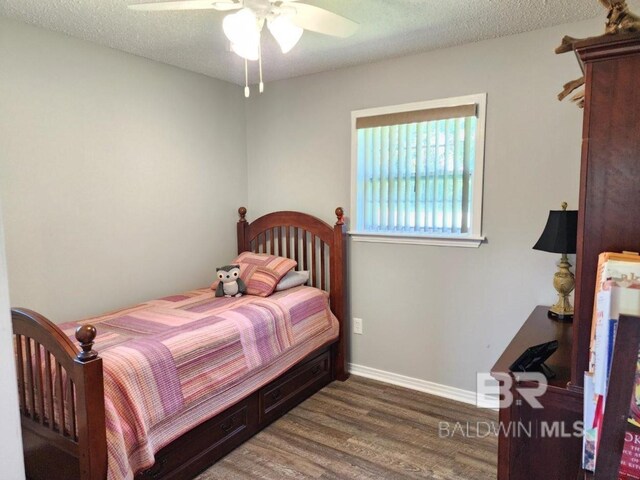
55;361;64;434
34;341;45;423
274;227;278;256
286;226;291;258
44;351;54;430
25;338;35;419
285;228;288;257
67;380;77;441
326;246;331;291
270;228;275;255
294;227;300;267
303;231;309;272
15;335;26;415
311;235;317;288
320;242;327;290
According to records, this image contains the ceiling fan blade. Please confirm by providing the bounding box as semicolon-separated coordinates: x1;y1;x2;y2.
288;3;358;38
128;1;239;12
211;1;243;11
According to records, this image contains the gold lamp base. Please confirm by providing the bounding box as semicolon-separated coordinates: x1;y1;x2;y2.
548;253;575;322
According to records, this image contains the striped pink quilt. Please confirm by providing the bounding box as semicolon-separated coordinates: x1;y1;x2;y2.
59;286;339;480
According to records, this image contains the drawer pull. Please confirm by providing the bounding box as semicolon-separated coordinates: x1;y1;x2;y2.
270;388;282;401
311;364;321;375
220;419;235;434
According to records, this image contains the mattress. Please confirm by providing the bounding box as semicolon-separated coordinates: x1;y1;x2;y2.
59;285;339;480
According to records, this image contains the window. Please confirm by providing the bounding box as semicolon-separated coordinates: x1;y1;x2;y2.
350;94;486;247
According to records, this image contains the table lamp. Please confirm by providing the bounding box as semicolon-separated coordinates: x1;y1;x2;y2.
533;202;578;321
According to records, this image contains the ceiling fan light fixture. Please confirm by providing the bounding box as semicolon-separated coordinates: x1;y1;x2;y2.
223;8;260;60
267;14;303;54
128;0;359;96
230;41;259;61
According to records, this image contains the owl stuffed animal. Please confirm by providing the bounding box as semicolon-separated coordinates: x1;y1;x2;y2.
215;265;246;298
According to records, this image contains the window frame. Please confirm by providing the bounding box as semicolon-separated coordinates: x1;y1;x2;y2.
349;93;487;248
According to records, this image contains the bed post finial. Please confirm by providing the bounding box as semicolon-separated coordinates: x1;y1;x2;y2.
335;207;344;226
238;207;247;223
75;325;98;362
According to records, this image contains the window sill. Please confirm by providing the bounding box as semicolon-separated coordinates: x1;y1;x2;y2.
348;231;486;248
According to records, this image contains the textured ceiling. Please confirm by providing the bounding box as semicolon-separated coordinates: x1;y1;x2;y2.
0;0;610;85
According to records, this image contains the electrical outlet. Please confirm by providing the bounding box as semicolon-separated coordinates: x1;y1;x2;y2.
353;317;363;335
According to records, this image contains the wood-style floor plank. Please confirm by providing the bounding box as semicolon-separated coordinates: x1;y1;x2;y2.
196;375;497;480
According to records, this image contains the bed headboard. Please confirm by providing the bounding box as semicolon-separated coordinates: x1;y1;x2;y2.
236;207;348;381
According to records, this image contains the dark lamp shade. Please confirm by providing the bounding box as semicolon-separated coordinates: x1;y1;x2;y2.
533;209;578;254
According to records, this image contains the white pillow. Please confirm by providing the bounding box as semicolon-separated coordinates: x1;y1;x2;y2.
275;270;310;291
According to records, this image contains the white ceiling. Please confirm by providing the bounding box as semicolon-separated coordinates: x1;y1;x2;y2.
0;1;608;85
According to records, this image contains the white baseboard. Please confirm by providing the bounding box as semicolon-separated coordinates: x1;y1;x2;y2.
348;363;499;410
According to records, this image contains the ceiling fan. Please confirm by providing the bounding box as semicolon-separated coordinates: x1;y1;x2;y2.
128;0;359;97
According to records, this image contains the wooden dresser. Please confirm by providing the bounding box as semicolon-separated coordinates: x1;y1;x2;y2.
492;32;640;480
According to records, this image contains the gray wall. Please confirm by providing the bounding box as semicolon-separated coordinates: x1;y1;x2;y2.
0;17;247;323
246;19;600;392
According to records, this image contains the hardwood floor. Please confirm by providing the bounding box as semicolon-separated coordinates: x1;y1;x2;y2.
195;376;498;479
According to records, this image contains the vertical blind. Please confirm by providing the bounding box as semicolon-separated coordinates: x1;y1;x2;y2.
355;103;478;235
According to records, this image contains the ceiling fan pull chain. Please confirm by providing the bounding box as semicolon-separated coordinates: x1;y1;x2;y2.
244;58;250;98
259;41;264;94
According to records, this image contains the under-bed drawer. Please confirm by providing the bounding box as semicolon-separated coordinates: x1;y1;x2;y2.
259;350;331;424
136;397;255;480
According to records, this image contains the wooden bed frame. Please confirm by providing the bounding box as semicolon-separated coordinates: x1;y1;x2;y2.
11;207;348;480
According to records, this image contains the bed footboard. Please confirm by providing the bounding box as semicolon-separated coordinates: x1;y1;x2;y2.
12;308;107;480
